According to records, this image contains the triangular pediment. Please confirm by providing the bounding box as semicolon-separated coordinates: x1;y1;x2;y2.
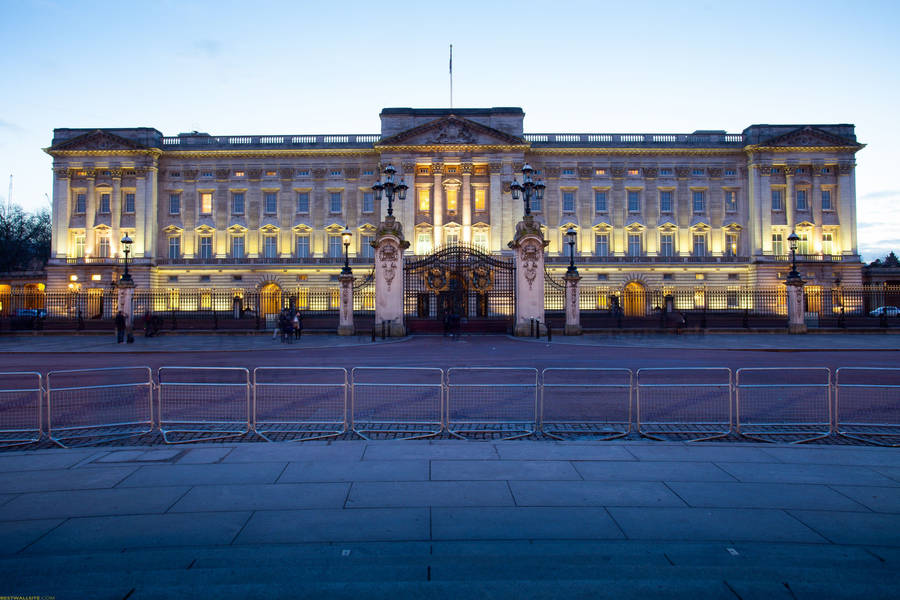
51;130;149;152
762;126;858;148
378;116;525;146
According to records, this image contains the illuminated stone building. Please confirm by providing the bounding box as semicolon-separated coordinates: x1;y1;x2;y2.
45;107;864;296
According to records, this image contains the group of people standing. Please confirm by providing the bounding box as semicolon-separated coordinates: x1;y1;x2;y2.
275;308;303;343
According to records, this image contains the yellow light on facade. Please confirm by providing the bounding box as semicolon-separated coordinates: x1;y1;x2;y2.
91;274;102;281
69;275;78;282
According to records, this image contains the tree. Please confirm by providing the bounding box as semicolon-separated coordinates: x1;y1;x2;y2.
0;203;51;272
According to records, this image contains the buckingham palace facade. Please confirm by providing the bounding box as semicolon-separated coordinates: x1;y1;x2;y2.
44;107;864;293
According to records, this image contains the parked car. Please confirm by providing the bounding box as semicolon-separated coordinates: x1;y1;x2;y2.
14;308;48;319
11;308;47;330
869;306;900;318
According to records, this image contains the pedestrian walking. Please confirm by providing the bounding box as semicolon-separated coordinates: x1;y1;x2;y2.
292;311;300;340
114;310;126;343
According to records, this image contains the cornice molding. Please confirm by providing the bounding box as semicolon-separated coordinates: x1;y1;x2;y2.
744;145;863;154
162;149;378;159
45;148;162;158
376;144;529;153
531;148;742;156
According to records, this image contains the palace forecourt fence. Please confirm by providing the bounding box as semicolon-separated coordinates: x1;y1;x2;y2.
1;367;898;447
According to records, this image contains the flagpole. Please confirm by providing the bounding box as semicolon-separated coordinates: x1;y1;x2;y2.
449;44;453;109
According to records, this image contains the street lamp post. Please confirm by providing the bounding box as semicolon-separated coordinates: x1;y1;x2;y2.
509;164;545;217
565;227;578;277
372;164;408;217
341;227;352;275
787;231;800;279
120;234;133;283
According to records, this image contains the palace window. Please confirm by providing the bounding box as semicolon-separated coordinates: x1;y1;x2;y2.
330;191;342;213
563;191;575;212
296;191;309;213
821;167;832;174
232;192;245;215
692;191;705;212
692;169;704;176
822;232;835;255
200;192;213;214
199;236;213;259
328;235;342;258
796;189;808;211
265;170;277;177
725;169;736;176
771;189;783;211
331;170;342;176
169;193;180;215
772;233;784;255
446;188;458;212
562;169;575;176
445;229;459;245
418;188;430;212
201;171;213;178
628;233;642;256
595;233;609;257
798;232;810;255
595;168;607;176
231;235;244;259
263;236;277;259
360;234;374;258
363;170;374;176
75;193;86;213
297;170;309;177
659;190;672;213
693;233;707;256
473;229;489;251
725;190;737;212
99;193;110;213
659;168;672;176
168;236;180;259
628;169;639;176
474;188;486;211
659;233;674;257
74;234;85;258
234;170;245;177
98;237;110;258
627;190;640;212
265;192;278;214
416;231;432;255
726;232;739;257
295;234;310;258
124;193;135;214
821;189;833;210
594;190;607;212
362;192;374;213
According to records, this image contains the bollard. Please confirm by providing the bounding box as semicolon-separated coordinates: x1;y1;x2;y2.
546;320;552;342
371;325;376;342
381;320;386;340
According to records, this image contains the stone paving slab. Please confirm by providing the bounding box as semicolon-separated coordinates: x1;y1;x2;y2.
278;460;428;482
235;508;428;544
509;480;686;507
115;462;287;487
176;447;233;464
431;507;624;540
24;512;252;553
0;518;64;555
430;459;581;480
607;507;828;543
625;444;778;462
346;481;514;508
665;481;870;511
828;485;900;513
169;483;350;512
758;446;900;466
494;443;635;461
0;486;190;521
572;460;738;482
363;443;498;461
223;442;364;463
716;462;900;486
788;511;900;546
0;465;138;493
0;451;97;472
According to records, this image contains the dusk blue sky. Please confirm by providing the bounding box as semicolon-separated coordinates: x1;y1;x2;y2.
2;0;898;261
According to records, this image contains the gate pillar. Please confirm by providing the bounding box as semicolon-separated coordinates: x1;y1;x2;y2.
786;274;807;334
564;271;582;335
338;273;354;336
508;215;549;336
374;215;409;337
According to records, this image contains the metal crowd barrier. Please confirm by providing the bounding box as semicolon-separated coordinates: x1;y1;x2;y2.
253;367;347;441
158;367;251;443
351;367;443;440
835;367;900;447
541;368;632;440
46;367;153;448
736;367;831;443
636;368;732;441
0;372;42;448
447;367;538;439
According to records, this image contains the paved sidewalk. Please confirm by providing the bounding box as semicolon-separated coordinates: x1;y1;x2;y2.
0;330;899;352
1;441;898;598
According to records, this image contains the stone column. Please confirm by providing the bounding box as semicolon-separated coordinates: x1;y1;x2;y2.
759;165;773;253
508;214;549;336
374;215;409;337
488;162;503;252
461;163;472;243
563;271;582;335
111;172;122;256
432;164;443;247
85;172;97;257
337;273;355;336
53;169;71;258
116;277;136;343
785;167;795;233
837;163;855;255
785;274;807;334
